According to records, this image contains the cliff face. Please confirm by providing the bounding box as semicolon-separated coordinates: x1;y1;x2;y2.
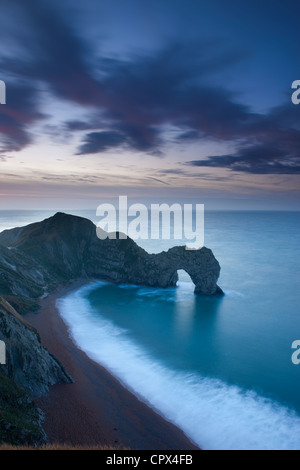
0;296;72;446
0;297;72;396
0;212;223;297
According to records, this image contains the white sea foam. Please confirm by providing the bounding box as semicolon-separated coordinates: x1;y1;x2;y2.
57;282;300;450
223;289;246;298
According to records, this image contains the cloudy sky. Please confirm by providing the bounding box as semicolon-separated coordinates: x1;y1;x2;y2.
0;0;299;209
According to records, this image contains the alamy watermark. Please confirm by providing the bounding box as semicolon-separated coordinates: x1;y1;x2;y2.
96;196;204;250
291;80;300;105
292;340;300;365
0;80;6;105
0;340;6;364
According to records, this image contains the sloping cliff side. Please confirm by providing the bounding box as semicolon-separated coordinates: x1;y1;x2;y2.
0;296;72;445
0;296;72;396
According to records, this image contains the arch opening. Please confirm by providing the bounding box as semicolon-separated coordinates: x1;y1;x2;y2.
177;269;194;285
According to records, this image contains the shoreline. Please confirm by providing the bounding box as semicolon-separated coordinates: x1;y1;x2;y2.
25;281;199;450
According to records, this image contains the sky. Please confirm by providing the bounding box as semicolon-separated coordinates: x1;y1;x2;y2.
0;0;299;210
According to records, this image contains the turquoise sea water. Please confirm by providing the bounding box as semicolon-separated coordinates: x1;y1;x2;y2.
1;210;300;449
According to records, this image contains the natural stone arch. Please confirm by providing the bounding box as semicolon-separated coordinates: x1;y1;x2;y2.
0;212;223;297
140;246;224;296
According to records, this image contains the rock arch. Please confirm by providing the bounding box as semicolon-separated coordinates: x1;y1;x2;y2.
154;246;224;295
0;213;223;297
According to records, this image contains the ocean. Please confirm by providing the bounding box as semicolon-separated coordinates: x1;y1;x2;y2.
1;210;300;449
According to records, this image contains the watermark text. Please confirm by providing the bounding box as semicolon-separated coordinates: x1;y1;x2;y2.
0;80;6;105
291;80;300;105
291;340;300;365
96;196;204;250
0;340;6;364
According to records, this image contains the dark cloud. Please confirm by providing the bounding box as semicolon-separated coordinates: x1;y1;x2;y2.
155;168;234;181
113;123;162;153
0;0;103;153
1;1;251;155
0;0;298;177
76;131;127;155
187;103;300;174
188;139;300;175
0;82;45;152
96;44;252;143
73;47;250;154
1;0;103;106
74;121;164;155
64;120;101;132
157;169;186;175
176;130;203;141
189;155;300;175
148;150;165;158
147;176;169;185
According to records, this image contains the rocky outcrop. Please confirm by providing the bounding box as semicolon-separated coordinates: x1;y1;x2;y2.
0;212;223;296
0;296;72;445
149;246;224;295
0;297;72;396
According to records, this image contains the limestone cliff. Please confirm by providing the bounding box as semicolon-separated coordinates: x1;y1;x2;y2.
0;212;223;297
0;296;72;445
0;297;72;396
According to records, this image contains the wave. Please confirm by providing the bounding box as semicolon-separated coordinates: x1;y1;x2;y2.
57;282;300;450
223;289;246;298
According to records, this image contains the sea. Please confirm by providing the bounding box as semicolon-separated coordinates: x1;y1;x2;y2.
1;209;300;450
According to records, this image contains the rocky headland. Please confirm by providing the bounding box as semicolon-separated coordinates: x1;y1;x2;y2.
0;212;223;446
0;212;223;300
